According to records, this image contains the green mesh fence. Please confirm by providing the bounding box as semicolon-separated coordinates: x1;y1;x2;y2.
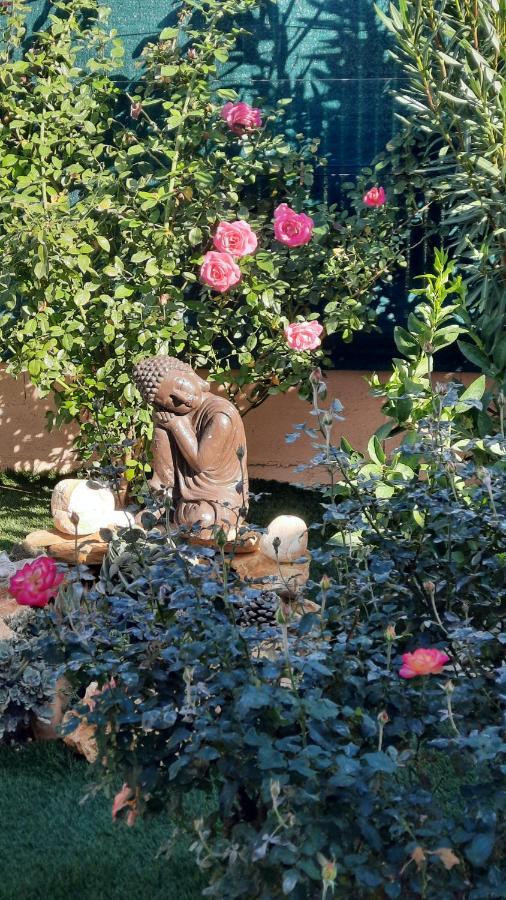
14;1;426;368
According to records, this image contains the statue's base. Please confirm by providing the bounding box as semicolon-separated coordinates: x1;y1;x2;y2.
186;529;259;555
21;529;109;566
231;549;310;593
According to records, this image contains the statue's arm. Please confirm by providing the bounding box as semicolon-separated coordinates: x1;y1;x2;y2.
150;425;175;490
167;412;232;474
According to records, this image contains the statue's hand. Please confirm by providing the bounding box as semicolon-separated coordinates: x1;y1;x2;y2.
154;410;177;429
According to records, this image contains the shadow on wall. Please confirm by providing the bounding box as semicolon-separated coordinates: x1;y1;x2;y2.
22;0;400;189
225;0;402;190
0;368;77;473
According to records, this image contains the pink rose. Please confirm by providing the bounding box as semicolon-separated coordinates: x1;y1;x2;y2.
285;320;323;351
399;647;450;679
112;783;138;827
213;220;258;258
200;251;241;293
9;556;64;608
273;204;314;247
363;186;386;208
221;101;262;135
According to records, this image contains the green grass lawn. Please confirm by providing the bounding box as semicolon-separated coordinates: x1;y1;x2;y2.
0;472;55;553
0;472;324;900
0;742;205;900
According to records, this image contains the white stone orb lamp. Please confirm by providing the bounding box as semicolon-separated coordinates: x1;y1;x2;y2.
259;514;309;563
51;479;132;536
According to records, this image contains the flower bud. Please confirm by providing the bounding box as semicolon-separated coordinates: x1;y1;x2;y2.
130;102;142;120
159;293;170;306
442;679;455;694
236;445;245;460
385;624;396;642
270;779;280;805
309;367;323;386
215;528;228;548
423;580;435;596
320;574;332;592
377;709;389;724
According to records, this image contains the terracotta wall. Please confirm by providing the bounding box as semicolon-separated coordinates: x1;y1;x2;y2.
0;367;473;484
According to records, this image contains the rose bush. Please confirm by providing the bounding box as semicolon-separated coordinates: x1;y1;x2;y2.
48;389;505;897
0;0;414;469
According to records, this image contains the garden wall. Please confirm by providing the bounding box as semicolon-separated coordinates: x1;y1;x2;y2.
0;366;386;483
0;366;475;483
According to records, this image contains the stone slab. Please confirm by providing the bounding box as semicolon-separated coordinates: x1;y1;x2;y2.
22;528;108;566
231;548;310;593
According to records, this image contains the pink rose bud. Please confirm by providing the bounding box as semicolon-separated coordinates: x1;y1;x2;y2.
200;250;241;293
130;102;142;120
9;556;65;608
399;647;450;679
273;203;314;247
220;101;262;135
362;186;386;208
187;48;197;60
213;220;258;258
284;320;323;351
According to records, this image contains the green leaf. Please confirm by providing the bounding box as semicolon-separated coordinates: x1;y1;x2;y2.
367;435;385;465
465;832;495;867
159;27;179;40
77;254;90;273
455;375;486;412
145;258;159;277
458;342;494;374
188;227;203;247
28;359;41;377
394;326;418;358
96;236;110;253
214;48;229;63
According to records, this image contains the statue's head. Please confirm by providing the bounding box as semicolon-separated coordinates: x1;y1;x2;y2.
133;356;210;415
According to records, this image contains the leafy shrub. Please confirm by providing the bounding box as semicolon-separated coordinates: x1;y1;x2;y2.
0;611;58;740
375;0;506;373
0;0;411;470
50;413;506;897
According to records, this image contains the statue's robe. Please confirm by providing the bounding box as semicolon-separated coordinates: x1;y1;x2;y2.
153;395;248;529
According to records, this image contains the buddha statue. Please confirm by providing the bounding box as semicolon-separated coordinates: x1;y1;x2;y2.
133;356;249;540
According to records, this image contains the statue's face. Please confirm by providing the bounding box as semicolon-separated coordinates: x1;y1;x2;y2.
154;372;207;414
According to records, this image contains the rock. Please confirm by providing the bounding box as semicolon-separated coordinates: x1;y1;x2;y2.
31;677;72;741
231;549;310;594
22;529;109;566
51;479;116;536
0;586;24;640
259;515;308;563
62;682;99;763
